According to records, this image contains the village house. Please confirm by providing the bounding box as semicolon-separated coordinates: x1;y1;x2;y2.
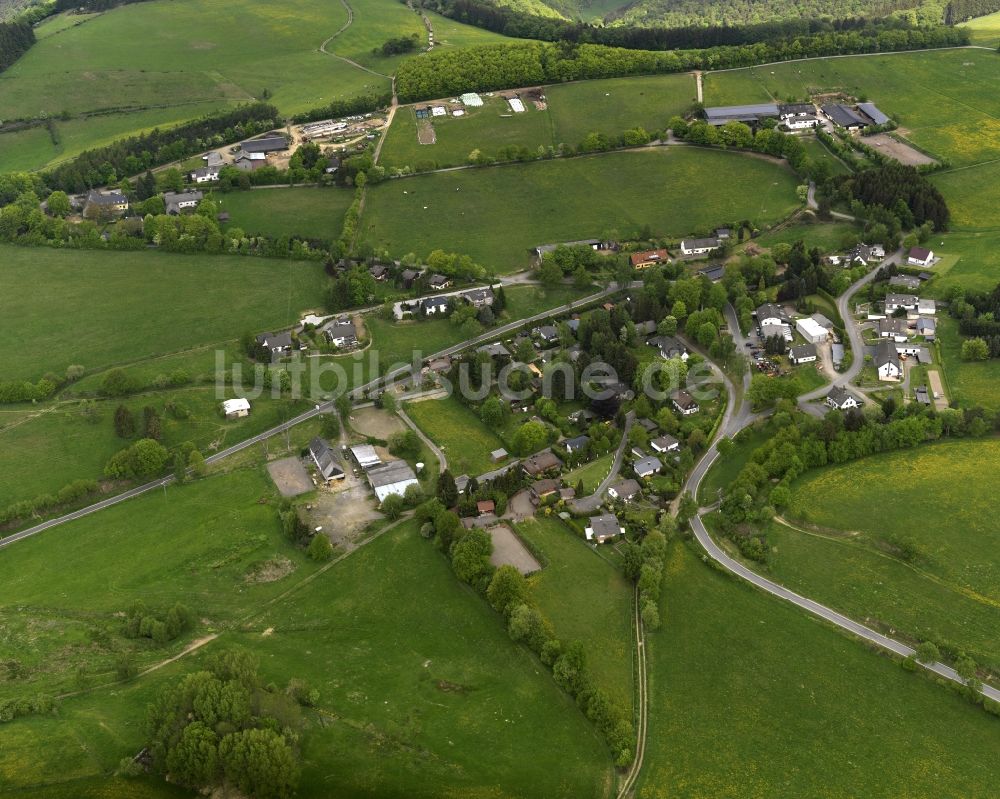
915;317;936;339
309;437;345;483
875;339;902;381
163;190;202;215
761;322;793;342
585;513;625;544
83;190;128;217
876;317;908;342
323;319;358;348
400;268;422;288
779;102;820;129
428;274;452;290
521;450;563;478
825;386;860;411
756;303;792;328
907;247;935;267
256;331;299;358
477;499;495;516
634;455;663;478
369;263;388;281
222;398;251;419
885;293;919;314
530;478;561;504
191;165;220;183
608;478;641;502
463;287;494;307
672;391;700;415
788;343;818;365
679;237;720;256
534;325;559;345
422;296;450;316
630;249;669;269
648;335;689;361
478;342;511;359
563;434;590;454
650;434;680;454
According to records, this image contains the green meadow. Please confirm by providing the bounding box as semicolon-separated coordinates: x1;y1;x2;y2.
215;186;355;240
937;316;1000;408
704;49;1000;166
405;393;507;475
0;245;326;381
932;160;1000;231
637;541;1000;797
363;147;802;272
960;9;1000;46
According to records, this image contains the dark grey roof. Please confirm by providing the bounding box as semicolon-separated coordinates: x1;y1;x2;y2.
649;335;687;357
610;478;641;498
422;295;450;311
682;237;721;250
698;264;725;281
651;434;680;451
258;331;293;350
536;325;558;340
636;417;657;433
240;135;289;153
827;386;857;407
779;103;815;116
858;102;890;126
875;339;900;369
323;319;357;339
428;273;450;286
587;513;622;538
309;437;344;480
822;104;868;128
86;190;127;206
634;455;663;475
889;275;921;290
463;288;493;303
756;303;790;323
564;435;590;450
705;103;779;122
367;460;417;489
789;343;817;360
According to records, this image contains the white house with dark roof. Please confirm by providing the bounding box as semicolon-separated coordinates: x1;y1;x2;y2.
650;434;680;453
634;455;663;478
309;437;345;482
163;190;202;215
885;293;919;314
907;247;935;267
672;391;699;415
788;343;817;365
323;319;358;348
679;237;720;255
875;339;902;381
608;479;641;502
826;386;860;411
585;513;625;544
756;303;791;327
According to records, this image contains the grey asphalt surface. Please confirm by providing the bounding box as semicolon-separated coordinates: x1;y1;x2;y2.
0;283;624;551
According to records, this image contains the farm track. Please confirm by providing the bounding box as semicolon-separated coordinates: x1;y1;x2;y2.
617;584;648;799
319;0;393;80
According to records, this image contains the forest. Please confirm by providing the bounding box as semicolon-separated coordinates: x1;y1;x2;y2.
394;26;969;102
0;19;34;72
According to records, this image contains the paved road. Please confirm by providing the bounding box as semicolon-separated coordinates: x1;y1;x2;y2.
0;284;624;550
570;411;634;513
805;181;856;222
682;355;1000;705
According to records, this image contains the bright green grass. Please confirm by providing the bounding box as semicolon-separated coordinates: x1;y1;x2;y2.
363;147;801;273
215;186;354;240
704;49;1000;166
0;0;388;139
244;519;613;797
422;8;519;48
0;103;230;173
0;466;317;701
937;316;1000;408
31;10;101;38
921;230;1000;297
0;245;325;381
365;316;466;369
515;516;634;710
960;9;1000;46
763;517;1000;673
546;74;695;145
932;160;1000;231
325;0;424;74
503;283;593;319
405;393;507;475
697;421;772;504
786;438;1000;603
800;134;853;176
0;389;310;509
562;453;615;494
380;94;555;170
748;220;858;253
637;540;1000;797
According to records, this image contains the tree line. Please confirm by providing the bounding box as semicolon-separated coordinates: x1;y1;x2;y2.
840;162;950;231
394;26;969;103
948;279;1000;359
0;20;34;72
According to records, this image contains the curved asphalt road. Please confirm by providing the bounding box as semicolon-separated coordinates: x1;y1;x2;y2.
0;284;624;551
570;411;634;514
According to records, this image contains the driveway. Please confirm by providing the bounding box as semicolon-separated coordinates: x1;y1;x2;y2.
569;411;635;514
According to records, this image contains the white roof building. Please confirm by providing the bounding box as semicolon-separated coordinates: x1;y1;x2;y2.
460;92;483;107
222;398;250;417
795;317;828;344
350;444;382;470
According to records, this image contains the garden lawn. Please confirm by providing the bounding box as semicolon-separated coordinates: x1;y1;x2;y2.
785;438;1000;604
763;517;1000;674
405;394;507;476
562;453;615;495
637;540;1000;797
363;147;801;273
0;389;310;509
936;316;1000;408
515;516;634;710
215;186;354;240
380;94;555;171
0;245;326;381
704;49;1000;166
545;74;696;146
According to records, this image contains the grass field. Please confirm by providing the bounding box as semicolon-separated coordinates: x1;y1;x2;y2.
0;482;612;797
0;245;325;381
747;220;859;253
215;186;354;240
405;394;507;475
697;422;772;504
637;540;1000;797
363;147;801;272
562;453;615;494
932;159;1000;231
515;516;634;709
704;49;1000;166
0;389;309;509
764;516;1000;674
800;134;853;176
545;74;696;145
960;9;1000;46
936;316;1000;408
785;438;1000;604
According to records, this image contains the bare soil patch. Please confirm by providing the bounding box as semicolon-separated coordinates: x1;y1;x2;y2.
488;524;541;575
350;406;405;440
417;120;436;145
267;456;314;497
246;557;297;583
304;480;382;548
863;134;937;166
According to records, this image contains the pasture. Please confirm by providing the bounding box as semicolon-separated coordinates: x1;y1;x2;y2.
704;49;1000;166
215;186;354;240
932;160;1000;231
800;134;853;176
363;147;802;272
921;230;1000;296
515;516;634;710
763;517;1000;674
0;245;326;381
545;73;696;145
404;394;507;476
936;316;1000;408
0;388;310;509
960;9;1000;46
748;220;858;254
785;438;1000;604
637;540;1000;797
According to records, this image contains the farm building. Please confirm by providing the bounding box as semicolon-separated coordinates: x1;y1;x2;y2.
585;513;625;544
367;460;419;502
698;263;726;281
460;92;483;107
704;103;779;125
761;323;793;342
788;343;818;365
756;303;791;327
300;119;348;138
239;135;289;154
858;102;890;125
821;104;868;130
309;437;345;483
907;247;935;267
918;298;937;316
350;444;382;470
796;317;828;344
915;317;936;338
679;237;720;255
234;152;267;171
508;97;525;113
222;398;250;418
